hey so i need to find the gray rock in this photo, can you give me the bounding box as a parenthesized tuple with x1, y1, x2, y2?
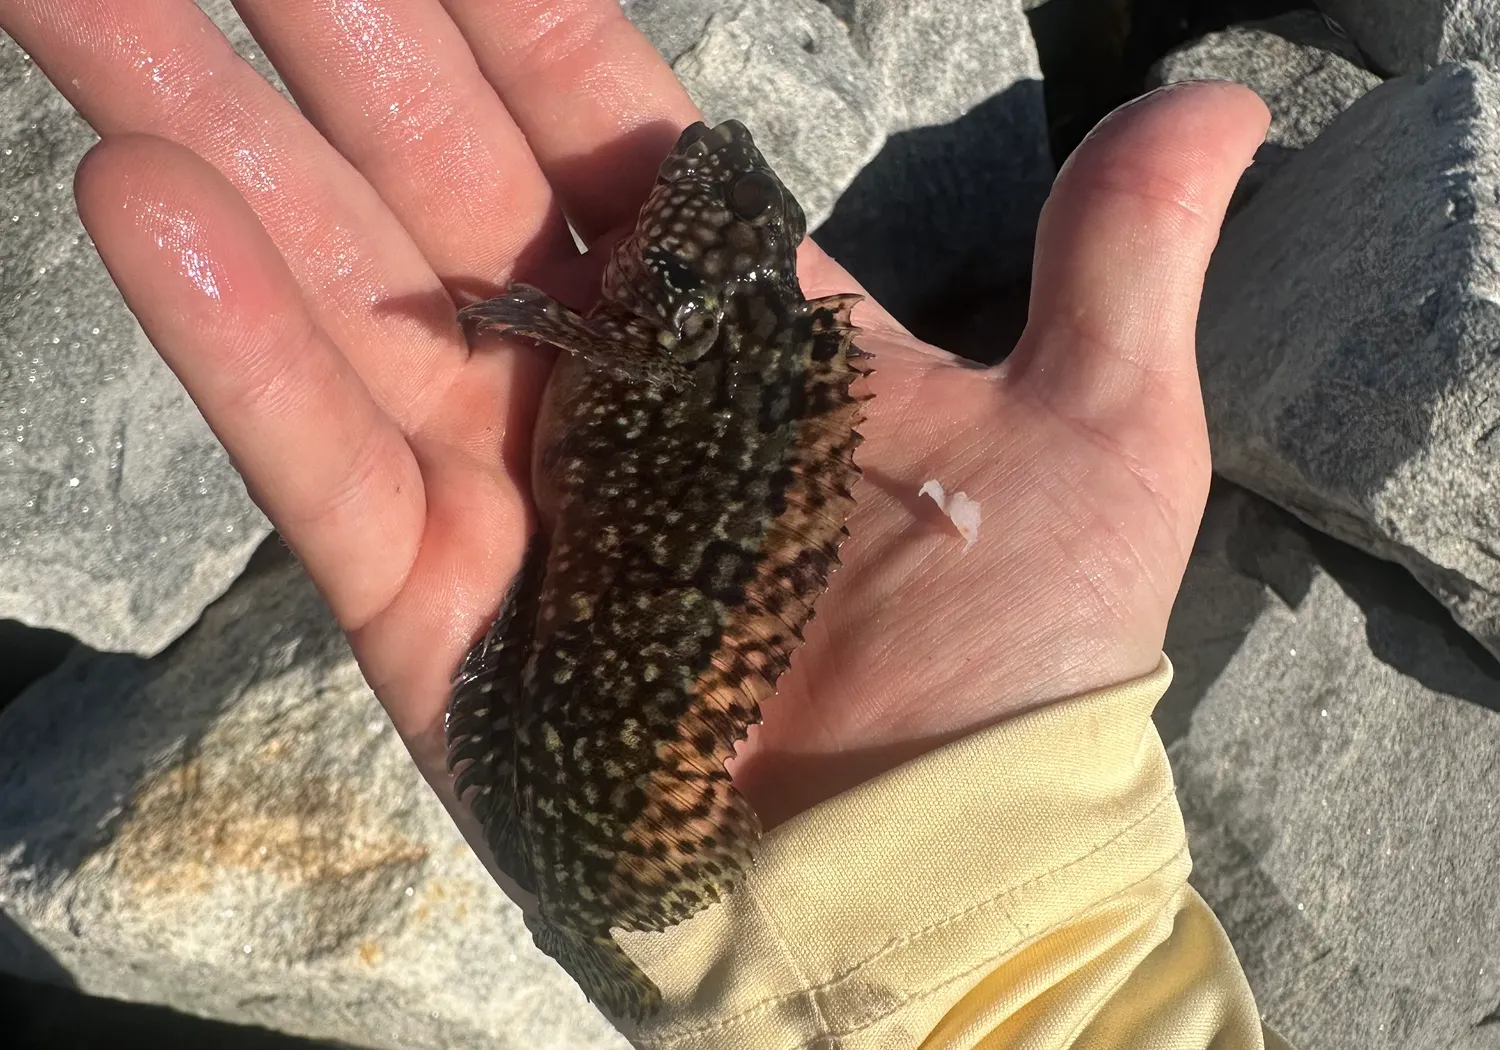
(811, 0, 1051, 325)
(1198, 62, 1500, 660)
(826, 0, 1041, 131)
(0, 551, 627, 1050)
(624, 0, 1051, 329)
(1165, 484, 1500, 1050)
(0, 17, 274, 656)
(1318, 0, 1500, 75)
(625, 0, 885, 230)
(1157, 493, 1270, 748)
(1148, 11, 1381, 206)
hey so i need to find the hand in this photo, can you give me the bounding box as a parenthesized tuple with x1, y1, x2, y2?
(1, 1, 1268, 844)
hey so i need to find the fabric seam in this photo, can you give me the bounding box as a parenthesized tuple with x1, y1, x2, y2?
(645, 785, 1183, 1046)
(749, 869, 839, 1046)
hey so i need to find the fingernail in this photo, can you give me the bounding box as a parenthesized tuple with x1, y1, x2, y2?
(1091, 80, 1220, 133)
(1062, 80, 1221, 170)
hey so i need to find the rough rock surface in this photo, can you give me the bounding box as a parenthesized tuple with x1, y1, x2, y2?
(0, 553, 627, 1050)
(624, 0, 885, 231)
(622, 0, 1051, 328)
(1198, 61, 1500, 660)
(1318, 0, 1500, 75)
(1164, 484, 1500, 1050)
(1148, 11, 1380, 206)
(0, 8, 277, 656)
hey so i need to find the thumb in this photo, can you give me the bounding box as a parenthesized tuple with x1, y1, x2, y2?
(1007, 81, 1269, 543)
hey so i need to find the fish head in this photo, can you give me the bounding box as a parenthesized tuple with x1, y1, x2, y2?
(603, 119, 806, 361)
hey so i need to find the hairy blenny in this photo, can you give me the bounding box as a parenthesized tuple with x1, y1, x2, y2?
(446, 119, 868, 1021)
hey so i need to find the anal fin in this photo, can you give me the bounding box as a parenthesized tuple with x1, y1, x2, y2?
(447, 536, 548, 894)
(527, 913, 663, 1023)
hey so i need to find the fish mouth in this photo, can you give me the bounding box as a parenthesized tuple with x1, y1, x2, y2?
(671, 119, 753, 162)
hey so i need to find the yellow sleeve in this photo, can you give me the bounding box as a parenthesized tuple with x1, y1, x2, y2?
(620, 655, 1290, 1050)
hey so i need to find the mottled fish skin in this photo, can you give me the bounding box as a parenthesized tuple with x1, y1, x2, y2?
(446, 119, 868, 1022)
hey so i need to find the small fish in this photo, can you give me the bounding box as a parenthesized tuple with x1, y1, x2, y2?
(446, 119, 868, 1021)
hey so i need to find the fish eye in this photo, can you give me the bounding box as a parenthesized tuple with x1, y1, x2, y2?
(729, 171, 780, 222)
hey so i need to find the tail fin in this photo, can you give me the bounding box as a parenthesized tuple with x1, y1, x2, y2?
(527, 914, 663, 1023)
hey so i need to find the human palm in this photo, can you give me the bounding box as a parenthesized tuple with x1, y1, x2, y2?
(2, 0, 1266, 857)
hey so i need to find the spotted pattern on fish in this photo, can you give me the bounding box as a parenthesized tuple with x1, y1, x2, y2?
(446, 119, 868, 1022)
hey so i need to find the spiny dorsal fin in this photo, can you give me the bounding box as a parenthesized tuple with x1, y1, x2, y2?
(595, 309, 867, 935)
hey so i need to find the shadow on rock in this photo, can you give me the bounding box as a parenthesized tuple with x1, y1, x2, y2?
(0, 912, 75, 988)
(813, 79, 1051, 353)
(0, 968, 358, 1049)
(0, 619, 74, 713)
(1162, 482, 1500, 747)
(1223, 485, 1500, 712)
(1164, 480, 1500, 750)
(0, 539, 328, 884)
(1304, 526, 1500, 712)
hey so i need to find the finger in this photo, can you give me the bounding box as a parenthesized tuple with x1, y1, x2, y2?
(1011, 82, 1268, 429)
(2, 0, 464, 427)
(75, 134, 426, 632)
(227, 0, 573, 286)
(438, 0, 701, 241)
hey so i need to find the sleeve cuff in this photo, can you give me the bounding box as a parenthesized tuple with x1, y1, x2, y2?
(619, 655, 1272, 1050)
